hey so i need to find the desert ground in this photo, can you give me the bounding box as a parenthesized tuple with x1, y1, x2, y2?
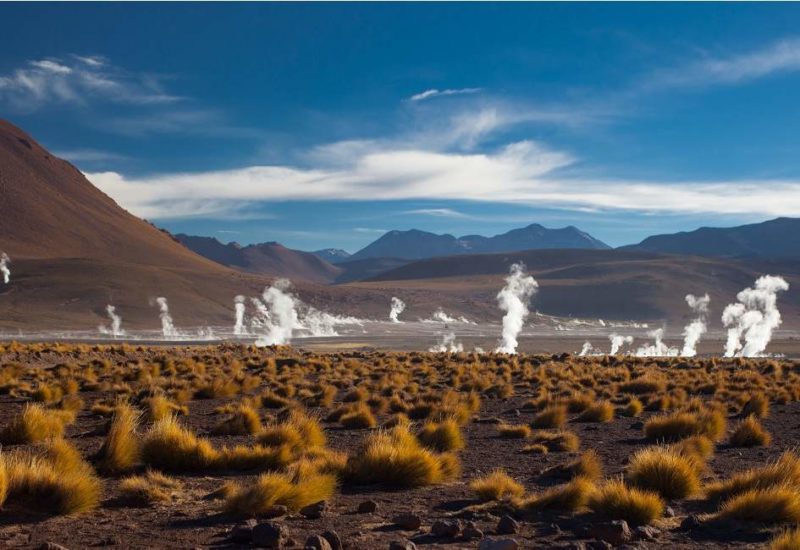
(0, 342, 799, 549)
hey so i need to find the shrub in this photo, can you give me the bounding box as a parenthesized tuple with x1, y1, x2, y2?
(521, 476, 595, 512)
(730, 416, 771, 447)
(530, 430, 580, 452)
(588, 480, 664, 525)
(620, 377, 665, 395)
(621, 398, 644, 417)
(671, 435, 714, 464)
(119, 470, 182, 505)
(224, 471, 337, 515)
(644, 410, 726, 442)
(576, 401, 614, 423)
(469, 469, 525, 501)
(531, 405, 567, 429)
(706, 451, 800, 503)
(145, 394, 186, 422)
(718, 486, 800, 524)
(96, 402, 141, 473)
(626, 447, 700, 500)
(0, 404, 68, 444)
(418, 419, 465, 452)
(521, 444, 548, 455)
(345, 426, 459, 487)
(497, 423, 531, 439)
(4, 440, 102, 515)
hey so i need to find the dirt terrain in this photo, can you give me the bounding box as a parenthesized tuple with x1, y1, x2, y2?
(0, 343, 797, 549)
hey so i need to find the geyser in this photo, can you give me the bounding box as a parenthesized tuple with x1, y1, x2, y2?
(389, 297, 406, 323)
(0, 252, 10, 284)
(233, 295, 247, 336)
(429, 331, 464, 353)
(255, 279, 299, 346)
(495, 263, 538, 354)
(635, 328, 678, 357)
(681, 293, 710, 357)
(155, 297, 178, 339)
(98, 305, 124, 337)
(609, 333, 634, 355)
(722, 275, 789, 357)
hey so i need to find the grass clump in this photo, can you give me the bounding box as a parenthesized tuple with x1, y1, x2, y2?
(770, 528, 800, 550)
(621, 398, 644, 417)
(497, 423, 531, 439)
(224, 471, 337, 516)
(96, 402, 141, 473)
(521, 477, 595, 512)
(644, 410, 726, 442)
(705, 451, 800, 503)
(0, 404, 69, 444)
(418, 419, 465, 452)
(339, 405, 377, 429)
(576, 401, 614, 423)
(588, 480, 664, 525)
(626, 446, 700, 500)
(469, 469, 525, 502)
(212, 403, 262, 435)
(530, 430, 580, 452)
(4, 440, 102, 515)
(141, 415, 218, 472)
(119, 470, 182, 505)
(741, 393, 769, 419)
(718, 486, 800, 524)
(345, 425, 460, 487)
(521, 443, 548, 455)
(548, 450, 603, 481)
(730, 416, 772, 447)
(531, 405, 567, 429)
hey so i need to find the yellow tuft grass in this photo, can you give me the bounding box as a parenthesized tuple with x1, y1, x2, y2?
(0, 403, 68, 444)
(418, 419, 465, 452)
(644, 410, 726, 442)
(96, 402, 141, 473)
(626, 446, 700, 500)
(497, 423, 532, 439)
(588, 480, 665, 525)
(469, 469, 525, 502)
(224, 471, 337, 516)
(520, 476, 595, 512)
(141, 415, 218, 472)
(549, 450, 603, 481)
(718, 486, 800, 524)
(705, 451, 800, 503)
(339, 405, 377, 429)
(119, 470, 183, 505)
(531, 405, 567, 429)
(730, 416, 772, 447)
(741, 393, 769, 419)
(530, 430, 580, 452)
(345, 425, 460, 487)
(212, 403, 262, 435)
(576, 401, 614, 423)
(770, 528, 800, 550)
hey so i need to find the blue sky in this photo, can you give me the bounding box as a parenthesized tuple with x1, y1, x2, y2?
(2, 3, 800, 252)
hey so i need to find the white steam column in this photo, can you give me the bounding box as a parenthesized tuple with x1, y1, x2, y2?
(495, 263, 538, 354)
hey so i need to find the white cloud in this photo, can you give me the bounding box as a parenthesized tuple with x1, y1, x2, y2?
(409, 87, 482, 102)
(85, 137, 800, 220)
(403, 208, 470, 218)
(0, 55, 182, 111)
(51, 148, 128, 163)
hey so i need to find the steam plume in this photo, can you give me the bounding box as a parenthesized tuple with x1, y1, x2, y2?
(98, 305, 124, 337)
(155, 297, 178, 339)
(608, 333, 634, 355)
(255, 279, 299, 346)
(0, 253, 10, 284)
(429, 331, 464, 353)
(389, 297, 406, 323)
(495, 263, 538, 354)
(233, 295, 246, 336)
(722, 275, 790, 357)
(681, 293, 710, 357)
(579, 342, 594, 356)
(635, 328, 678, 357)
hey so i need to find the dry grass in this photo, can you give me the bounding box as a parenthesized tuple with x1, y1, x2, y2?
(339, 405, 377, 429)
(644, 410, 726, 442)
(730, 416, 772, 447)
(576, 401, 614, 423)
(717, 486, 800, 524)
(141, 416, 218, 472)
(588, 480, 665, 525)
(520, 476, 595, 512)
(548, 450, 603, 481)
(418, 419, 465, 452)
(530, 430, 580, 452)
(626, 446, 700, 500)
(770, 528, 800, 550)
(119, 470, 183, 505)
(224, 471, 337, 516)
(212, 403, 262, 436)
(96, 402, 141, 473)
(497, 423, 532, 439)
(4, 440, 102, 515)
(345, 426, 460, 487)
(0, 403, 69, 444)
(741, 393, 769, 419)
(469, 469, 525, 502)
(531, 405, 567, 429)
(621, 398, 644, 417)
(705, 451, 800, 503)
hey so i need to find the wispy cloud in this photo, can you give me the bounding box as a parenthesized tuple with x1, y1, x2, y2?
(51, 148, 128, 163)
(409, 87, 482, 102)
(0, 55, 182, 111)
(86, 134, 800, 220)
(403, 208, 471, 219)
(353, 227, 389, 234)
